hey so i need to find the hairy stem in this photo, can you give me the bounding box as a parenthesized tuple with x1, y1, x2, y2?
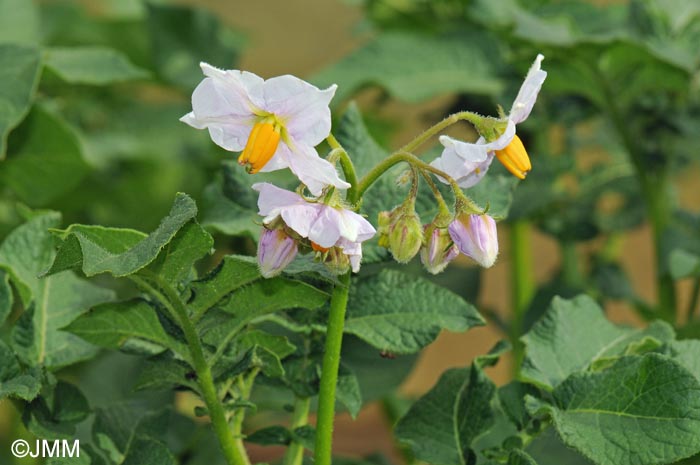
(327, 134, 359, 204)
(509, 220, 535, 373)
(314, 272, 352, 465)
(283, 397, 311, 465)
(397, 111, 482, 154)
(131, 275, 251, 465)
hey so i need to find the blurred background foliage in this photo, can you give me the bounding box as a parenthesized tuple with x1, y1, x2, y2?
(1, 0, 700, 463)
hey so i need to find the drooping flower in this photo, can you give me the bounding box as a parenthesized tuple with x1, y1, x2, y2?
(420, 224, 459, 274)
(432, 54, 547, 187)
(252, 182, 375, 275)
(181, 63, 350, 195)
(257, 228, 298, 278)
(449, 213, 499, 268)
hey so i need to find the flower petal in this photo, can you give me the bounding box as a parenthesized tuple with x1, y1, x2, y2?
(431, 136, 494, 188)
(509, 54, 547, 124)
(180, 64, 266, 151)
(262, 75, 337, 146)
(276, 143, 350, 196)
(252, 182, 305, 221)
(307, 206, 342, 248)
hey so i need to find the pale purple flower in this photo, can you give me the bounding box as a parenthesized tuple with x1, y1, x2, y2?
(432, 54, 547, 186)
(420, 226, 459, 274)
(449, 214, 499, 268)
(252, 182, 375, 273)
(181, 63, 350, 195)
(257, 228, 298, 278)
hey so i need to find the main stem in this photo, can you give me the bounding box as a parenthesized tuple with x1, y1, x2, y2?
(139, 276, 250, 465)
(509, 220, 535, 372)
(314, 272, 352, 465)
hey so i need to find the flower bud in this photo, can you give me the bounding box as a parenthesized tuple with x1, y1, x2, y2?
(257, 228, 298, 278)
(322, 246, 351, 275)
(420, 224, 459, 274)
(448, 214, 499, 268)
(377, 211, 392, 248)
(388, 209, 423, 264)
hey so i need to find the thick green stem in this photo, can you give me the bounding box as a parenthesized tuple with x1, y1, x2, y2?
(509, 221, 535, 372)
(314, 272, 352, 465)
(133, 275, 250, 465)
(283, 397, 311, 465)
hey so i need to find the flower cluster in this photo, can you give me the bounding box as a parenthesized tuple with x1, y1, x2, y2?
(182, 55, 545, 277)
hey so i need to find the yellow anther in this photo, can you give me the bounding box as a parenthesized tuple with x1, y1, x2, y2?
(494, 134, 531, 180)
(238, 121, 282, 174)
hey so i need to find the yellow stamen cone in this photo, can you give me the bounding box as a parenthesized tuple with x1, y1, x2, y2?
(495, 134, 531, 180)
(238, 122, 281, 174)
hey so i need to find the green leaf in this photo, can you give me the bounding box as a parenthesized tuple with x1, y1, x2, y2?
(314, 32, 503, 103)
(0, 0, 40, 45)
(525, 427, 593, 465)
(345, 269, 484, 354)
(134, 355, 199, 393)
(23, 381, 90, 439)
(45, 193, 198, 277)
(2, 105, 89, 205)
(336, 363, 362, 419)
(509, 450, 538, 465)
(246, 425, 292, 446)
(0, 269, 12, 325)
(336, 103, 388, 178)
(146, 3, 243, 89)
(670, 248, 700, 279)
(145, 221, 213, 284)
(200, 178, 259, 238)
(520, 295, 674, 390)
(122, 438, 176, 465)
(64, 299, 184, 356)
(0, 211, 60, 306)
(44, 46, 149, 85)
(11, 271, 116, 369)
(668, 340, 700, 382)
(465, 174, 518, 220)
(536, 354, 700, 465)
(395, 364, 496, 465)
(238, 330, 296, 359)
(189, 255, 261, 316)
(0, 339, 42, 401)
(0, 44, 42, 159)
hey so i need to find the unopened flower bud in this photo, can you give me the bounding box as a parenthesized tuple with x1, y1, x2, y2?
(377, 211, 392, 248)
(421, 224, 459, 274)
(257, 228, 298, 278)
(322, 247, 351, 275)
(448, 213, 499, 268)
(388, 209, 423, 263)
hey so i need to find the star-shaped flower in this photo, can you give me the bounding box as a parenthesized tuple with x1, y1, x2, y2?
(181, 63, 350, 195)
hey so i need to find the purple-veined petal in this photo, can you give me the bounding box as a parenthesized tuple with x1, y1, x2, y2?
(509, 54, 547, 124)
(252, 182, 305, 218)
(258, 228, 298, 278)
(448, 214, 499, 268)
(262, 75, 337, 146)
(432, 135, 495, 188)
(307, 206, 342, 248)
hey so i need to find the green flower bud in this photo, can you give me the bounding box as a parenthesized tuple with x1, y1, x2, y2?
(388, 208, 423, 264)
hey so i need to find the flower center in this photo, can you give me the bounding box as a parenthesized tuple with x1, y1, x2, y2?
(494, 134, 531, 180)
(238, 118, 282, 174)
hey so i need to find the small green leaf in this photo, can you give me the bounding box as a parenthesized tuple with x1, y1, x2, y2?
(45, 193, 198, 277)
(134, 354, 199, 393)
(122, 438, 176, 465)
(45, 46, 149, 84)
(0, 339, 42, 401)
(538, 354, 700, 465)
(0, 43, 41, 159)
(345, 270, 484, 354)
(509, 450, 538, 465)
(521, 295, 674, 390)
(395, 364, 496, 465)
(2, 105, 90, 205)
(246, 425, 292, 446)
(189, 255, 262, 316)
(336, 363, 362, 419)
(64, 299, 185, 356)
(238, 330, 296, 359)
(23, 381, 90, 439)
(145, 221, 213, 284)
(314, 32, 503, 103)
(668, 340, 700, 382)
